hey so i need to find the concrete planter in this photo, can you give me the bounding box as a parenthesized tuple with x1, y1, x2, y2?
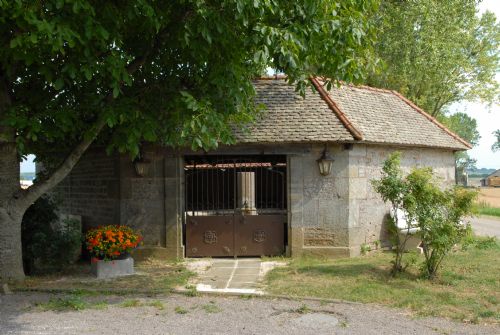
(91, 257, 134, 279)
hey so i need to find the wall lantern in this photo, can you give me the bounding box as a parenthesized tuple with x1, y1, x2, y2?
(134, 156, 151, 177)
(317, 145, 334, 176)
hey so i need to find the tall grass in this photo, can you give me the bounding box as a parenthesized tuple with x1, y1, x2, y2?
(475, 201, 500, 218)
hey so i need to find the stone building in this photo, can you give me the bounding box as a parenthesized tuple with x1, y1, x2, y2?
(53, 78, 470, 260)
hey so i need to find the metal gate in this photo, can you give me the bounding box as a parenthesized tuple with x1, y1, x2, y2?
(184, 155, 287, 257)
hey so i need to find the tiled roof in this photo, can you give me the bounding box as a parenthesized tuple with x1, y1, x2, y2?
(233, 79, 354, 143)
(233, 78, 470, 151)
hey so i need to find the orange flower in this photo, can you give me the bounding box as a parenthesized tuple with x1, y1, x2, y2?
(86, 225, 142, 260)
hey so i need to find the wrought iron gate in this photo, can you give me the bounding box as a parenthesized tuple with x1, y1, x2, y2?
(184, 155, 287, 257)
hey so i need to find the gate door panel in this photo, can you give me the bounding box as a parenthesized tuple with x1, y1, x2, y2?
(185, 216, 234, 257)
(234, 215, 285, 256)
(184, 155, 287, 257)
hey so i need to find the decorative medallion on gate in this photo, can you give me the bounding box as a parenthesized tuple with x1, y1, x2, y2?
(253, 230, 266, 243)
(203, 231, 218, 244)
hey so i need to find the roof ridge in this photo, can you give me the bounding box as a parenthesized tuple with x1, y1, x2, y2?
(390, 91, 472, 149)
(485, 169, 500, 178)
(255, 75, 288, 80)
(310, 77, 363, 141)
(345, 83, 395, 94)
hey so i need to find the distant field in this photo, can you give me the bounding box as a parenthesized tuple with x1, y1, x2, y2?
(478, 187, 500, 208)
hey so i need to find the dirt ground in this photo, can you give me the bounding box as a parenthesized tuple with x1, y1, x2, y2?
(477, 187, 500, 207)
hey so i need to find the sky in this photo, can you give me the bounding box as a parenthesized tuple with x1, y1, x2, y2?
(452, 0, 500, 169)
(20, 1, 500, 173)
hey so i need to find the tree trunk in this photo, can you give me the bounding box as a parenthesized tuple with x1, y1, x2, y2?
(0, 52, 149, 282)
(0, 74, 26, 281)
(0, 136, 26, 281)
(0, 207, 24, 282)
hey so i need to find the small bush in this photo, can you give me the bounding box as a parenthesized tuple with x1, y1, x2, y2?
(360, 243, 371, 255)
(372, 152, 477, 279)
(22, 196, 81, 275)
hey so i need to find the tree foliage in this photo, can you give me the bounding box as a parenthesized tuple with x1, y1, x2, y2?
(439, 112, 480, 170)
(1, 0, 379, 162)
(367, 0, 500, 117)
(493, 129, 500, 152)
(0, 0, 379, 281)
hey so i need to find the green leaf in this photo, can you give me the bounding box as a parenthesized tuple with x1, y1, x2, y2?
(54, 78, 64, 90)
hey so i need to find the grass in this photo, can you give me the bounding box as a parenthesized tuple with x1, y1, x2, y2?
(475, 200, 500, 217)
(35, 294, 109, 311)
(120, 299, 165, 310)
(175, 306, 188, 314)
(13, 259, 194, 294)
(201, 302, 222, 314)
(295, 304, 312, 314)
(147, 300, 165, 310)
(120, 299, 142, 308)
(265, 238, 500, 324)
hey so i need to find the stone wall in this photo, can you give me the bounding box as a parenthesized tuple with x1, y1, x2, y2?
(52, 149, 121, 230)
(52, 143, 457, 260)
(118, 148, 183, 259)
(288, 144, 351, 257)
(347, 144, 456, 255)
(288, 143, 456, 258)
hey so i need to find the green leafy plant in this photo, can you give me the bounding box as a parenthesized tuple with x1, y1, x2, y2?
(360, 243, 372, 255)
(21, 196, 81, 275)
(373, 152, 477, 279)
(371, 152, 413, 275)
(404, 169, 477, 279)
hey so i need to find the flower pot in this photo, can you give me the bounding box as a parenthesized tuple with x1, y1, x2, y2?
(91, 256, 134, 279)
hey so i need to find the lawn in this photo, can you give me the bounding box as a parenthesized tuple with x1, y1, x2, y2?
(476, 205, 500, 218)
(13, 258, 193, 295)
(476, 188, 500, 217)
(265, 238, 500, 324)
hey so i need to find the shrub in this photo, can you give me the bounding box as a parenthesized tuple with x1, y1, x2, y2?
(22, 196, 82, 274)
(373, 152, 477, 279)
(404, 169, 477, 278)
(371, 152, 414, 274)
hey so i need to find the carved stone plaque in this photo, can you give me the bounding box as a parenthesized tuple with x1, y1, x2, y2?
(203, 231, 217, 244)
(303, 227, 335, 246)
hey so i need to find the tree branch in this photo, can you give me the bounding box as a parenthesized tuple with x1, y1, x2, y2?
(14, 48, 155, 210)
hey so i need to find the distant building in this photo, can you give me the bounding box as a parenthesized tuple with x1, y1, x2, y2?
(481, 169, 500, 187)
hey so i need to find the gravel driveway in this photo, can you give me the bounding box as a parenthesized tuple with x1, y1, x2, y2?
(1, 292, 498, 335)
